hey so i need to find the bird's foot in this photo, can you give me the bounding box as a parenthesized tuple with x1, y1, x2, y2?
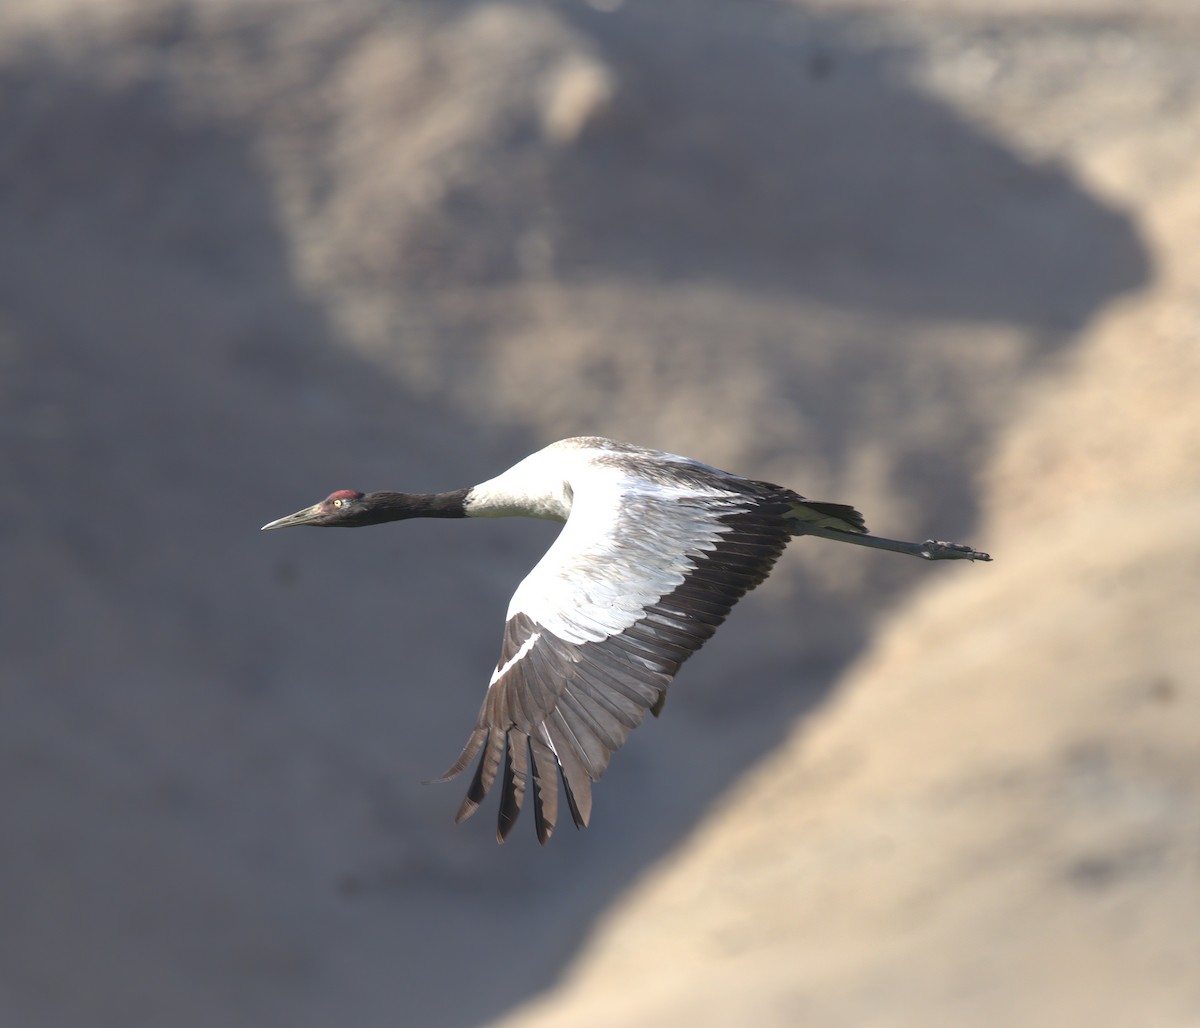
(919, 539, 992, 562)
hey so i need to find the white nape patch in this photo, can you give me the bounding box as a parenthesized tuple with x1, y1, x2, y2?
(489, 628, 542, 687)
(465, 446, 574, 521)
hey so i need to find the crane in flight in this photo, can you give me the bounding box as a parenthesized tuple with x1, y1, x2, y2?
(262, 436, 990, 844)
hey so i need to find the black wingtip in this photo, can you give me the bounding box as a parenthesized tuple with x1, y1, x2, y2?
(425, 728, 487, 785)
(561, 775, 589, 831)
(530, 735, 558, 845)
(496, 738, 530, 843)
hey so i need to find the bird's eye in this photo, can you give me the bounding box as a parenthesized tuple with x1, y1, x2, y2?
(333, 498, 345, 508)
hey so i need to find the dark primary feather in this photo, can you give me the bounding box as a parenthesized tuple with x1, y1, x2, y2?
(438, 489, 816, 844)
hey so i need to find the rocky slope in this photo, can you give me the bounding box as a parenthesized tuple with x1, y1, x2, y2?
(0, 2, 1193, 1026)
(503, 5, 1200, 1025)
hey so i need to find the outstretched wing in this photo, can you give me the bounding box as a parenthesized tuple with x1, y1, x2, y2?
(437, 469, 815, 844)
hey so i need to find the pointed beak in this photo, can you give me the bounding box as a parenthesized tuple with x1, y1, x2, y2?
(261, 503, 324, 531)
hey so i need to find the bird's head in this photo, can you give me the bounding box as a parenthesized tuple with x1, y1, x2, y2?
(261, 489, 369, 530)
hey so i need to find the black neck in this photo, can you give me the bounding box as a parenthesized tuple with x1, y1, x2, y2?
(360, 488, 470, 524)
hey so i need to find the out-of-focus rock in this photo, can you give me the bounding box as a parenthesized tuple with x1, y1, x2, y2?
(0, 1, 1192, 1026)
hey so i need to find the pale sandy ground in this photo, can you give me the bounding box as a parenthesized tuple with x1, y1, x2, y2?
(0, 2, 1195, 1026)
(504, 5, 1200, 1026)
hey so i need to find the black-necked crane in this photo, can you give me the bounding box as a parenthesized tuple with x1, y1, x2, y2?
(262, 436, 990, 844)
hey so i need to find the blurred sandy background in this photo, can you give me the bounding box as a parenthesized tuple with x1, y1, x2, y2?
(1, 1, 1196, 1025)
